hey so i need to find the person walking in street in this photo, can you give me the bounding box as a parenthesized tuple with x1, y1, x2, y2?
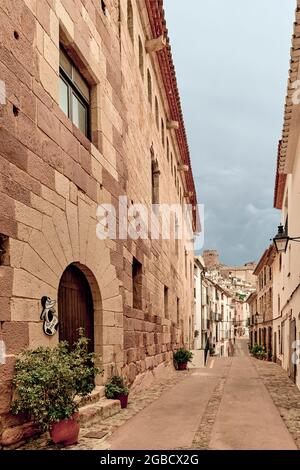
(227, 338, 234, 357)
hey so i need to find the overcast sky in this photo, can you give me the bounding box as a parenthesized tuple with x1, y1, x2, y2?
(164, 0, 295, 266)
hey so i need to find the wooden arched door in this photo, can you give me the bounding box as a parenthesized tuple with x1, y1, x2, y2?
(58, 265, 94, 352)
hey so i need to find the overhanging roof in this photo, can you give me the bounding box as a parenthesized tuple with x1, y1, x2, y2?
(276, 3, 300, 177)
(145, 0, 199, 231)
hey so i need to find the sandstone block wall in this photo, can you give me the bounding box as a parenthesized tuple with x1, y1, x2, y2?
(0, 0, 195, 446)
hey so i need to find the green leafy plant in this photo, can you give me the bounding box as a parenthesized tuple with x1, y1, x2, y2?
(250, 344, 267, 360)
(173, 348, 193, 365)
(11, 337, 103, 432)
(257, 350, 267, 360)
(105, 375, 129, 399)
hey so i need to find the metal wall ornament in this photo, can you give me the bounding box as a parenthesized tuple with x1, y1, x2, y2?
(41, 297, 59, 336)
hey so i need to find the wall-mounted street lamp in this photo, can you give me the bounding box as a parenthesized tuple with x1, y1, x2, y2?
(272, 224, 300, 254)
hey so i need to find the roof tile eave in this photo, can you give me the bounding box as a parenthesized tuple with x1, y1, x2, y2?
(145, 0, 199, 228)
(276, 11, 300, 182)
(274, 140, 287, 210)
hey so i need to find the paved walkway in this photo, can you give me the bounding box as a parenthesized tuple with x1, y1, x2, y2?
(108, 339, 297, 450)
(209, 340, 296, 450)
(108, 366, 221, 450)
(19, 338, 300, 451)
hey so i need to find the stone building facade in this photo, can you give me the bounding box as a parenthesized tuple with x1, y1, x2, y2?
(197, 272, 235, 358)
(251, 245, 276, 360)
(202, 250, 220, 269)
(272, 2, 300, 388)
(202, 250, 257, 290)
(232, 298, 249, 338)
(220, 262, 256, 289)
(248, 291, 258, 348)
(0, 0, 197, 444)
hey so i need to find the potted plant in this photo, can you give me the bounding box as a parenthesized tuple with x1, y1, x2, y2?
(11, 336, 102, 446)
(250, 344, 267, 361)
(250, 344, 259, 357)
(105, 375, 129, 409)
(173, 348, 193, 370)
(256, 348, 267, 361)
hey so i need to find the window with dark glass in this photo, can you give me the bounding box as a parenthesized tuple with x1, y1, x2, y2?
(155, 97, 159, 130)
(139, 36, 144, 79)
(166, 137, 169, 162)
(161, 118, 165, 147)
(127, 0, 134, 43)
(59, 47, 90, 137)
(133, 257, 143, 310)
(147, 69, 152, 106)
(151, 160, 160, 205)
(164, 286, 169, 319)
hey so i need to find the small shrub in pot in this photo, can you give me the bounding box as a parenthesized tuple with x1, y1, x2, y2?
(250, 344, 267, 360)
(11, 336, 102, 445)
(173, 348, 193, 370)
(105, 375, 129, 409)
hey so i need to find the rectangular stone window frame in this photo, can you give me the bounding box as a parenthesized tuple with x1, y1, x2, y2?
(0, 234, 9, 266)
(177, 297, 180, 325)
(132, 257, 143, 310)
(127, 0, 134, 44)
(101, 0, 107, 15)
(59, 46, 91, 138)
(166, 137, 170, 162)
(58, 26, 102, 152)
(164, 286, 169, 319)
(161, 118, 165, 147)
(151, 151, 160, 206)
(138, 36, 144, 80)
(155, 96, 159, 130)
(147, 69, 152, 107)
(175, 214, 179, 256)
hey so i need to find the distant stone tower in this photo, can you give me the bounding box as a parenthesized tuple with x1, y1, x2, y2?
(203, 250, 220, 269)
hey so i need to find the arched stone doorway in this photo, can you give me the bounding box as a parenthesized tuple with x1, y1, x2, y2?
(58, 264, 96, 352)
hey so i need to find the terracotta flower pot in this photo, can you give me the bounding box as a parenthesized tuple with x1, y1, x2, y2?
(117, 393, 129, 409)
(177, 362, 187, 371)
(50, 413, 80, 446)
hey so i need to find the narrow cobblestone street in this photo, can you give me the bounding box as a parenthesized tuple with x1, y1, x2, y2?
(107, 339, 297, 450)
(1, 0, 300, 460)
(19, 339, 300, 451)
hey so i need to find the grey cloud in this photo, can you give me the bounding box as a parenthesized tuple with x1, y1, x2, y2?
(164, 0, 295, 265)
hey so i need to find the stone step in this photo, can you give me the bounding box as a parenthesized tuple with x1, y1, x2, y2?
(79, 398, 121, 428)
(76, 386, 106, 407)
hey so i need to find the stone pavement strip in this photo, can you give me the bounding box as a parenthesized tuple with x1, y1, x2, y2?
(208, 342, 296, 450)
(107, 366, 221, 450)
(253, 358, 300, 450)
(18, 370, 190, 451)
(190, 377, 227, 450)
(18, 340, 300, 451)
